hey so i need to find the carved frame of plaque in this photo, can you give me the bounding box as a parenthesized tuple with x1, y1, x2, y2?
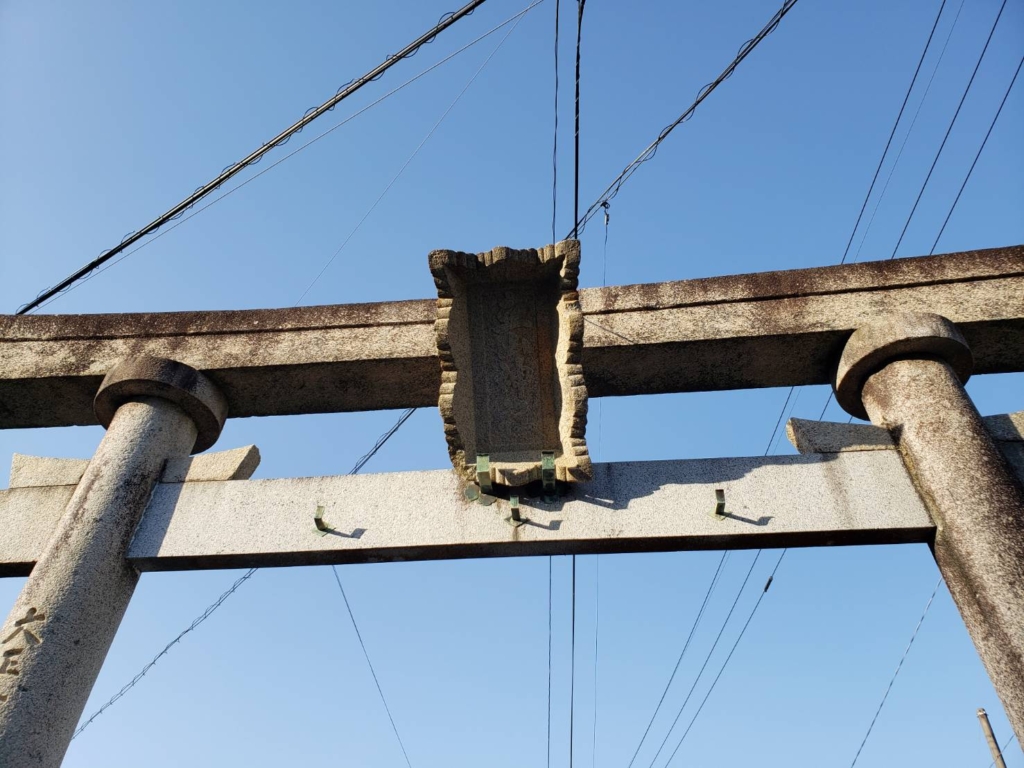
(430, 240, 591, 488)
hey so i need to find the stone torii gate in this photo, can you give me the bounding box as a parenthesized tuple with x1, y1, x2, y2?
(0, 242, 1022, 765)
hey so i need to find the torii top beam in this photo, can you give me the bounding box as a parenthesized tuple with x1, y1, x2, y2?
(1, 244, 1021, 429)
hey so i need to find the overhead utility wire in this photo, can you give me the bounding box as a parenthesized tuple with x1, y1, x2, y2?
(71, 409, 415, 739)
(759, 0, 954, 434)
(837, 0, 950, 266)
(28, 0, 545, 314)
(17, 0, 492, 315)
(552, 0, 561, 243)
(663, 554, 787, 766)
(568, 0, 800, 238)
(571, 0, 587, 237)
(931, 52, 1023, 254)
(887, 0, 1008, 262)
(591, 556, 600, 767)
(848, 578, 943, 768)
(570, 555, 578, 768)
(847, 0, 965, 267)
(331, 567, 414, 768)
(624, 553, 729, 768)
(294, 7, 532, 304)
(646, 552, 762, 768)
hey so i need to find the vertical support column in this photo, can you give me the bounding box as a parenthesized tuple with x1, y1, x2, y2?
(0, 357, 226, 766)
(834, 313, 1024, 743)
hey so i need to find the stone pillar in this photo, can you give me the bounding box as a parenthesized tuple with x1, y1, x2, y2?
(0, 357, 226, 766)
(834, 313, 1024, 742)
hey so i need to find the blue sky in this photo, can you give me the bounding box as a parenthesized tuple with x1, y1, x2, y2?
(1, 0, 1022, 765)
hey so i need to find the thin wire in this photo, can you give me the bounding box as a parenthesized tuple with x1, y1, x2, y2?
(548, 556, 554, 768)
(26, 0, 545, 314)
(645, 552, 762, 768)
(849, 577, 943, 767)
(294, 8, 531, 305)
(988, 733, 1017, 768)
(624, 553, 729, 768)
(552, 0, 561, 243)
(570, 0, 800, 238)
(591, 555, 600, 768)
(596, 203, 610, 457)
(570, 554, 578, 768)
(70, 408, 416, 739)
(888, 0, 1008, 262)
(837, 0, 950, 265)
(330, 566, 414, 768)
(571, 0, 587, 238)
(70, 568, 258, 740)
(663, 552, 787, 766)
(931, 53, 1023, 255)
(849, 0, 965, 266)
(16, 0, 492, 315)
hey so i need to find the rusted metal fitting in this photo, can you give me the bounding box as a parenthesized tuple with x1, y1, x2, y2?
(94, 356, 228, 453)
(833, 312, 973, 420)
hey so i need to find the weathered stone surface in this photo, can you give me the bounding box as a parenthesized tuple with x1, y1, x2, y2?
(95, 356, 229, 453)
(1, 245, 1021, 428)
(834, 313, 1024, 742)
(787, 412, 1024, 454)
(9, 454, 89, 488)
(161, 445, 261, 483)
(0, 451, 934, 574)
(430, 241, 590, 485)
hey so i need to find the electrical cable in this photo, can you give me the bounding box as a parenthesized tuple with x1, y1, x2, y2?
(644, 551, 762, 768)
(848, 577, 943, 767)
(25, 0, 545, 314)
(571, 0, 587, 238)
(293, 6, 531, 305)
(552, 0, 561, 243)
(548, 556, 554, 768)
(887, 0, 1008, 262)
(663, 552, 787, 766)
(837, 0, 951, 265)
(987, 733, 1017, 768)
(16, 0, 493, 315)
(70, 407, 416, 739)
(330, 566, 414, 768)
(570, 0, 800, 238)
(591, 555, 600, 768)
(931, 52, 1023, 255)
(570, 554, 578, 768)
(624, 552, 729, 768)
(848, 0, 965, 267)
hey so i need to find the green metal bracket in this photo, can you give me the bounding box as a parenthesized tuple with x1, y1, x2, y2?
(541, 451, 556, 502)
(475, 454, 493, 495)
(713, 488, 727, 520)
(509, 494, 522, 524)
(314, 504, 331, 534)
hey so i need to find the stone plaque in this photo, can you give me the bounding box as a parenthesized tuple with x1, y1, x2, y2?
(430, 241, 591, 487)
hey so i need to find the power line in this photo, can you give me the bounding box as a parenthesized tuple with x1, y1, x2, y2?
(27, 0, 545, 314)
(16, 0, 493, 315)
(571, 0, 587, 238)
(548, 556, 554, 768)
(570, 554, 578, 768)
(646, 552, 763, 768)
(624, 552, 729, 768)
(837, 0, 951, 266)
(552, 0, 561, 243)
(847, 0, 965, 267)
(663, 552, 786, 766)
(988, 734, 1017, 768)
(570, 0, 800, 238)
(293, 5, 531, 305)
(888, 0, 1009, 261)
(591, 555, 600, 768)
(931, 52, 1023, 255)
(848, 578, 943, 767)
(330, 566, 414, 768)
(70, 407, 416, 739)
